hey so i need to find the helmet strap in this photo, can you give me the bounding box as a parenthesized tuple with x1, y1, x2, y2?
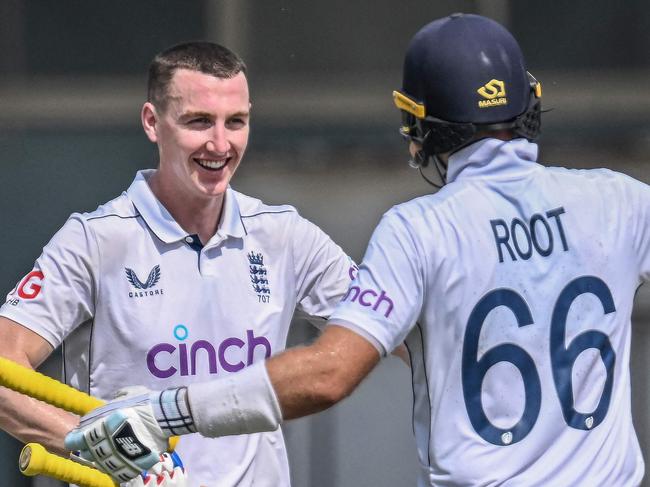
(409, 150, 447, 189)
(408, 149, 429, 169)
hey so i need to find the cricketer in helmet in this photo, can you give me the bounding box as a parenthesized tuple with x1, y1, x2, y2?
(393, 13, 542, 186)
(67, 13, 650, 487)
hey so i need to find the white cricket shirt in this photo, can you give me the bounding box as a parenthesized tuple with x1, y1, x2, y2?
(331, 138, 650, 486)
(1, 169, 353, 486)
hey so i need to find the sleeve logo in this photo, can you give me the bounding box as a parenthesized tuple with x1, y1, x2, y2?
(348, 263, 359, 281)
(17, 270, 45, 299)
(343, 285, 394, 318)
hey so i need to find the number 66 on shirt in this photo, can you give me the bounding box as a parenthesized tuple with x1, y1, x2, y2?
(462, 275, 615, 446)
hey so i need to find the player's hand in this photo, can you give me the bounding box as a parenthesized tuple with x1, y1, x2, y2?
(64, 389, 169, 483)
(121, 452, 186, 487)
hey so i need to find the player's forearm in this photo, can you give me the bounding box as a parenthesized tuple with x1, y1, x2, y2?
(265, 350, 351, 419)
(162, 325, 380, 440)
(266, 324, 381, 419)
(178, 324, 380, 435)
(0, 319, 79, 454)
(0, 385, 78, 455)
(266, 345, 347, 419)
(61, 325, 381, 478)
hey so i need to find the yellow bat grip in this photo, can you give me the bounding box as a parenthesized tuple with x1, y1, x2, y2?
(20, 443, 117, 487)
(0, 356, 178, 448)
(0, 356, 104, 415)
(0, 356, 180, 485)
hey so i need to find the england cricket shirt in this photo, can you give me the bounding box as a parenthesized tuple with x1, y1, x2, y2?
(1, 169, 353, 486)
(331, 138, 650, 486)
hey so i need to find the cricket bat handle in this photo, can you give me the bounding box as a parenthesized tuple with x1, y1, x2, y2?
(20, 443, 116, 487)
(0, 356, 179, 485)
(0, 356, 104, 415)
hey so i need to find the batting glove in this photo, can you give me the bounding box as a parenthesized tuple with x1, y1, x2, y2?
(65, 387, 195, 483)
(121, 452, 186, 487)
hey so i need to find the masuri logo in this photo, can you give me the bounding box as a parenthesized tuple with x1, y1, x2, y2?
(477, 79, 508, 108)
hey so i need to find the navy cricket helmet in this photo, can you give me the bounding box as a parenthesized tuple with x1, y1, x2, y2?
(394, 13, 542, 160)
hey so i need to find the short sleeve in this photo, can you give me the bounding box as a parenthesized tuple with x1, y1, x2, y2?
(291, 215, 355, 325)
(329, 210, 424, 355)
(0, 214, 97, 346)
(626, 176, 650, 282)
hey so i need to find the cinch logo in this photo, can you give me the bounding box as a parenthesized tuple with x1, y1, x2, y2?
(146, 325, 272, 379)
(17, 270, 45, 300)
(349, 263, 359, 281)
(343, 286, 394, 318)
(126, 265, 164, 298)
(477, 79, 508, 108)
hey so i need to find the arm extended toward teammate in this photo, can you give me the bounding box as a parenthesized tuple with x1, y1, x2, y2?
(64, 325, 380, 481)
(267, 325, 380, 419)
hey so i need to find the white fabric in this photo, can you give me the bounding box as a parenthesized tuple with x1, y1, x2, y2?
(1, 169, 353, 487)
(188, 361, 282, 437)
(330, 138, 650, 486)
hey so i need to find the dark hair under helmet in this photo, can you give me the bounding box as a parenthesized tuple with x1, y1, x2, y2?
(393, 13, 541, 158)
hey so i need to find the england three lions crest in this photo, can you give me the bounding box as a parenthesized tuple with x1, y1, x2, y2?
(248, 251, 270, 303)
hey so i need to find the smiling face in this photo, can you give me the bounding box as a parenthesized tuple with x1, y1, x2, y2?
(142, 68, 250, 206)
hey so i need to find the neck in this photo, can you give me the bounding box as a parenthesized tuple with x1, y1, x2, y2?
(148, 171, 223, 244)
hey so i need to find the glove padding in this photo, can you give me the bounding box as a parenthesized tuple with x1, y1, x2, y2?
(121, 452, 186, 487)
(65, 389, 170, 483)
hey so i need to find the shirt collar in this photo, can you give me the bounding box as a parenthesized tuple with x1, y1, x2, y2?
(446, 138, 539, 184)
(217, 185, 247, 240)
(126, 169, 246, 245)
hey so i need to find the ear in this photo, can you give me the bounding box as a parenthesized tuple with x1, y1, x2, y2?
(141, 102, 159, 143)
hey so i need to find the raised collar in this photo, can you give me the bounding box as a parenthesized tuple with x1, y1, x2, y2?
(446, 138, 540, 184)
(126, 169, 246, 245)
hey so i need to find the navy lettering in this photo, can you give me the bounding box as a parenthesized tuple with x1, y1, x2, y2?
(530, 213, 553, 256)
(490, 219, 516, 263)
(511, 218, 533, 260)
(491, 207, 570, 263)
(546, 207, 569, 251)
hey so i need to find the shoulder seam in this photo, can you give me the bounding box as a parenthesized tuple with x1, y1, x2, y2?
(86, 213, 142, 222)
(240, 209, 296, 219)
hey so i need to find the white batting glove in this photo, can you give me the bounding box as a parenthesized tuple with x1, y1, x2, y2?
(121, 452, 186, 487)
(64, 387, 196, 483)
